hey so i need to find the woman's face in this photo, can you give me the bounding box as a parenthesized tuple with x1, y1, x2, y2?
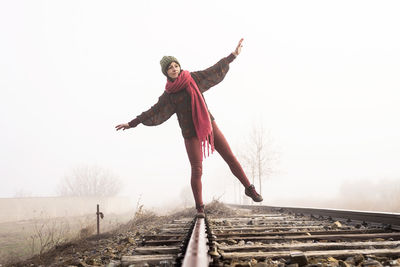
(167, 62, 181, 80)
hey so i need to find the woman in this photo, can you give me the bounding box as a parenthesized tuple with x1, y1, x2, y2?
(115, 39, 263, 218)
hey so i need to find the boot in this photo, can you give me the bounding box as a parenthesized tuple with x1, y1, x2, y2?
(196, 204, 205, 218)
(245, 184, 263, 202)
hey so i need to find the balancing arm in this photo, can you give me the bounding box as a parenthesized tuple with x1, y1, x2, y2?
(115, 92, 175, 131)
(191, 38, 243, 93)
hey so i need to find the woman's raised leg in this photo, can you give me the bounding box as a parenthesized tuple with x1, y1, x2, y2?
(212, 120, 263, 201)
(212, 120, 251, 187)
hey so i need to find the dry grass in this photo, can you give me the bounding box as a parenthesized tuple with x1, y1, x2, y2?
(204, 200, 239, 217)
(0, 212, 132, 266)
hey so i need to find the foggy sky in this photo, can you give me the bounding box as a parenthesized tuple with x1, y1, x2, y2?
(1, 0, 400, 209)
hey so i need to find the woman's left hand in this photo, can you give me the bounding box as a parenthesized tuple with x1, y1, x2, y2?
(115, 123, 131, 131)
(233, 38, 244, 57)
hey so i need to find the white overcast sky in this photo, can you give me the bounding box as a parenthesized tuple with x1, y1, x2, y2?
(1, 0, 399, 209)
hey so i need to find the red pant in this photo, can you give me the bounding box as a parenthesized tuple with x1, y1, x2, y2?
(184, 120, 251, 208)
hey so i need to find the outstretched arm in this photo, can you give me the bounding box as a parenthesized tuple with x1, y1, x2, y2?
(191, 38, 244, 93)
(115, 92, 175, 131)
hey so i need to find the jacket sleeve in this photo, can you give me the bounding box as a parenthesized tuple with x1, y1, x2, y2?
(129, 92, 175, 127)
(190, 53, 236, 93)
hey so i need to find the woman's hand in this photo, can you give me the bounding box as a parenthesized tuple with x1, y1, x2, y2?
(233, 38, 244, 57)
(115, 123, 131, 131)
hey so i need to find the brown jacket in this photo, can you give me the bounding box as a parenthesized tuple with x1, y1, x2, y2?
(129, 53, 236, 138)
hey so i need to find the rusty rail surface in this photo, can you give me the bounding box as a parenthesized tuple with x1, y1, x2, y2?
(181, 218, 210, 267)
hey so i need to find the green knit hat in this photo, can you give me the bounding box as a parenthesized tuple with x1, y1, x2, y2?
(160, 56, 181, 77)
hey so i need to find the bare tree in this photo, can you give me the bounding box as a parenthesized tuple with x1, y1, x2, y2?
(238, 121, 278, 199)
(57, 165, 122, 197)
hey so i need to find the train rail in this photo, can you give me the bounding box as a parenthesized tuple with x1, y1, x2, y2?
(120, 204, 400, 267)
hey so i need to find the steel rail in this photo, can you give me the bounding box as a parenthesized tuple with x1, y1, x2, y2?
(227, 204, 400, 229)
(181, 218, 209, 267)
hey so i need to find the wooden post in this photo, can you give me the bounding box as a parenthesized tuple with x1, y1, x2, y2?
(97, 204, 100, 235)
(96, 204, 104, 235)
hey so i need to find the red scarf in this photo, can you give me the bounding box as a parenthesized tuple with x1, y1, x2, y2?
(165, 70, 214, 158)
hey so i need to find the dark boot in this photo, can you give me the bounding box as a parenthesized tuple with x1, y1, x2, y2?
(196, 204, 205, 218)
(245, 184, 263, 202)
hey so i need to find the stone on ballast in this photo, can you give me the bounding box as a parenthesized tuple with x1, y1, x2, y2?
(361, 259, 383, 267)
(327, 257, 338, 263)
(227, 238, 237, 245)
(223, 220, 231, 226)
(290, 251, 308, 266)
(389, 259, 400, 266)
(106, 260, 121, 267)
(254, 263, 270, 267)
(249, 258, 257, 265)
(354, 254, 365, 265)
(332, 221, 342, 228)
(338, 260, 351, 267)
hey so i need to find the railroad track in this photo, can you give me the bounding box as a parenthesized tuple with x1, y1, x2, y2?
(119, 204, 400, 267)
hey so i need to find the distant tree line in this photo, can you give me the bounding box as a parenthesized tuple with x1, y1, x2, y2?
(57, 165, 122, 197)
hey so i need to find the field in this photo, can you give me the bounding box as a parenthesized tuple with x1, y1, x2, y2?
(0, 212, 133, 265)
